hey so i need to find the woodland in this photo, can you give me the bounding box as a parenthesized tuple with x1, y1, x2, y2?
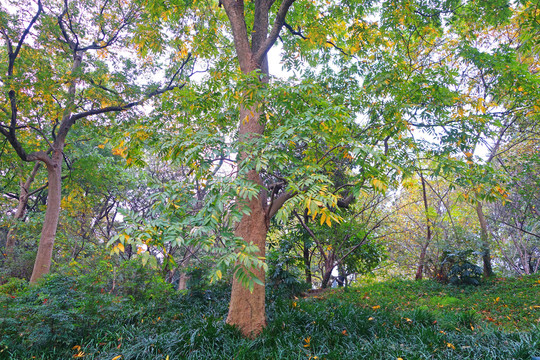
(0, 0, 539, 359)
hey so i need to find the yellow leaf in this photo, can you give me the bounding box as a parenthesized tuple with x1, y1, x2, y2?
(117, 243, 125, 252)
(372, 305, 380, 310)
(111, 356, 123, 360)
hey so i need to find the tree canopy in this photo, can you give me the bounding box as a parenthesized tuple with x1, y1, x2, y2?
(1, 0, 539, 338)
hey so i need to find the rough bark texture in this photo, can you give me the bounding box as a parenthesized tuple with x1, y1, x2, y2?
(476, 202, 494, 277)
(226, 101, 269, 337)
(226, 168, 268, 337)
(220, 0, 295, 337)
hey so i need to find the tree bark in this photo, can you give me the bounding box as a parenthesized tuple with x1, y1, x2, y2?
(320, 254, 335, 289)
(29, 51, 83, 283)
(415, 244, 428, 280)
(29, 151, 63, 283)
(5, 162, 41, 255)
(226, 105, 269, 337)
(220, 0, 295, 337)
(177, 273, 190, 291)
(475, 202, 494, 277)
(416, 174, 432, 281)
(303, 239, 312, 286)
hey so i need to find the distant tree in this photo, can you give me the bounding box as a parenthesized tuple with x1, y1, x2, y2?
(0, 0, 192, 282)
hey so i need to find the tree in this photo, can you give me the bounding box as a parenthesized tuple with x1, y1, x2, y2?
(0, 0, 192, 282)
(154, 0, 526, 337)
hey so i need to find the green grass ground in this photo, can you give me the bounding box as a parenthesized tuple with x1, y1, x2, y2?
(1, 274, 539, 359)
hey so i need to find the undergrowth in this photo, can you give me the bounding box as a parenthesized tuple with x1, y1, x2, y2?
(0, 273, 539, 359)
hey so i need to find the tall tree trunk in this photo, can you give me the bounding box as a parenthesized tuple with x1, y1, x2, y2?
(29, 151, 63, 283)
(223, 2, 269, 338)
(226, 109, 269, 337)
(29, 51, 83, 283)
(5, 162, 41, 255)
(475, 202, 494, 277)
(416, 174, 432, 281)
(221, 0, 295, 337)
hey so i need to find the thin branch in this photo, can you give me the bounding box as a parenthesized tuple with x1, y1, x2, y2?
(283, 21, 350, 57)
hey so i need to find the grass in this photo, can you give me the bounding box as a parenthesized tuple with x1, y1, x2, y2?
(0, 273, 539, 359)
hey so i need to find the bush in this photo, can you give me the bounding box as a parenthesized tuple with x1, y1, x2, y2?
(0, 277, 28, 295)
(266, 248, 310, 300)
(437, 250, 483, 285)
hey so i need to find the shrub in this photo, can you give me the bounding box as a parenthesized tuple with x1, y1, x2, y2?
(437, 250, 483, 285)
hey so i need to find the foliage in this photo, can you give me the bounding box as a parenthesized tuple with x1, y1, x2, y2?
(266, 241, 311, 299)
(438, 250, 484, 286)
(1, 274, 539, 359)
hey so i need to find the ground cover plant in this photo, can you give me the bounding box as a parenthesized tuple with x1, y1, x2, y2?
(1, 272, 538, 360)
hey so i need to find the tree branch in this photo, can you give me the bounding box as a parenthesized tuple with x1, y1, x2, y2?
(267, 190, 295, 219)
(254, 0, 296, 65)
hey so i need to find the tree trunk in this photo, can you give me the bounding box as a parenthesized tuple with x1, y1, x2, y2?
(29, 51, 83, 283)
(5, 162, 41, 255)
(415, 244, 428, 280)
(303, 240, 312, 286)
(320, 254, 335, 289)
(475, 202, 494, 277)
(221, 0, 295, 337)
(29, 152, 63, 283)
(416, 174, 432, 281)
(226, 204, 267, 337)
(226, 157, 269, 337)
(177, 273, 190, 291)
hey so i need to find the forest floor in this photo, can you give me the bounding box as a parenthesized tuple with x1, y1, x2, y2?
(1, 272, 539, 359)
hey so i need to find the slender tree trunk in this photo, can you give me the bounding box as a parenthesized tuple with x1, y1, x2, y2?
(29, 152, 63, 283)
(303, 240, 312, 286)
(416, 174, 432, 281)
(320, 254, 335, 289)
(475, 202, 494, 277)
(29, 51, 83, 283)
(415, 244, 428, 280)
(5, 162, 41, 255)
